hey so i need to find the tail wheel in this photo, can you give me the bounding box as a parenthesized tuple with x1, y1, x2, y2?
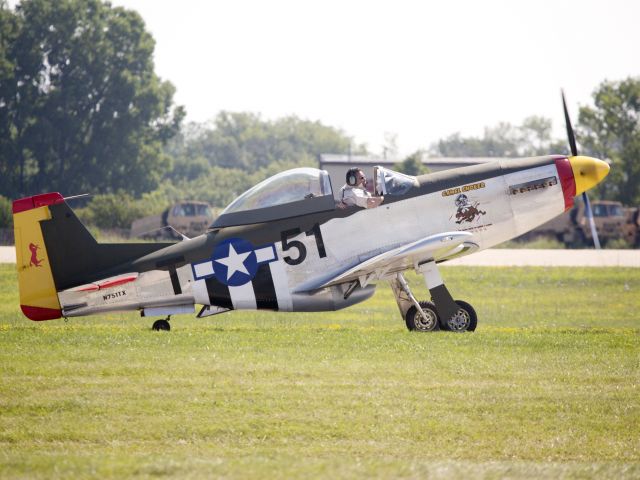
(405, 301, 440, 332)
(442, 300, 477, 332)
(152, 319, 171, 331)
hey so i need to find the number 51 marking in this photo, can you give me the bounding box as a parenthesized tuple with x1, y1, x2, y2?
(281, 223, 327, 265)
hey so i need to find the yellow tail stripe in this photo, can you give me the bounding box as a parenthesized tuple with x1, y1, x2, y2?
(14, 205, 62, 316)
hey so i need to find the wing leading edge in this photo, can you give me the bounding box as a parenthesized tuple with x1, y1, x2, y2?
(296, 231, 475, 292)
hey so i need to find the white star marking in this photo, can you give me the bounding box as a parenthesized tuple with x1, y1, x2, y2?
(215, 243, 251, 281)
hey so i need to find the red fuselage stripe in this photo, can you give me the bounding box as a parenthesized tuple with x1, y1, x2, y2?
(97, 276, 137, 289)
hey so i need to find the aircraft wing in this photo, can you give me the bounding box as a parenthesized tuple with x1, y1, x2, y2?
(296, 231, 475, 292)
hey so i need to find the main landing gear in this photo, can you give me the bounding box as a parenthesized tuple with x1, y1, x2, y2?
(151, 316, 171, 331)
(389, 263, 477, 332)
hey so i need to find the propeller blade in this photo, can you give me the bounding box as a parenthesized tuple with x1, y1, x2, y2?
(582, 192, 601, 249)
(564, 90, 601, 248)
(562, 90, 578, 156)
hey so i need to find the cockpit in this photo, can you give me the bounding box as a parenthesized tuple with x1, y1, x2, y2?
(211, 166, 418, 228)
(212, 168, 335, 228)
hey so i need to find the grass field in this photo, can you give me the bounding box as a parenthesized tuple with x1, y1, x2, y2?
(0, 264, 638, 479)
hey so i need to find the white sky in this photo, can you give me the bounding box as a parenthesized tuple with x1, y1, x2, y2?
(111, 0, 639, 156)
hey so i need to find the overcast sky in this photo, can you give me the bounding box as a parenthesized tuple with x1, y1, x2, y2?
(111, 0, 639, 156)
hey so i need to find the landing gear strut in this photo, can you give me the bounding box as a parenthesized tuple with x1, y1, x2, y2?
(389, 267, 477, 332)
(152, 316, 171, 331)
(390, 273, 439, 331)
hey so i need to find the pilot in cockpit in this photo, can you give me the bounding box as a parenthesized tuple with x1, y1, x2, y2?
(339, 167, 384, 209)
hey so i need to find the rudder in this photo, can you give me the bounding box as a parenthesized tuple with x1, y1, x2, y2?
(13, 193, 64, 320)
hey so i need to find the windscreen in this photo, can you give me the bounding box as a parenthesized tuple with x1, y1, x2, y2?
(376, 167, 418, 195)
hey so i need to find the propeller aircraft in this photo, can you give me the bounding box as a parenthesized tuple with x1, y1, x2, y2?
(12, 96, 610, 332)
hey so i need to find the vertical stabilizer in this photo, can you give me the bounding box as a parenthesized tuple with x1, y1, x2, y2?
(13, 193, 64, 320)
(13, 192, 176, 322)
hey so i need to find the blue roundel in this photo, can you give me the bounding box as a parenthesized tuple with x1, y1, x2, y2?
(212, 238, 258, 286)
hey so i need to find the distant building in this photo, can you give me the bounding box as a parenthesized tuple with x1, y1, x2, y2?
(319, 154, 504, 195)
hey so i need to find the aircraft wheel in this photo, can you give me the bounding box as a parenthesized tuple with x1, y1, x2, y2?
(152, 319, 171, 331)
(442, 300, 477, 332)
(405, 301, 440, 332)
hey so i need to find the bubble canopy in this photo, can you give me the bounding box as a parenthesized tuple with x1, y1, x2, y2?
(212, 168, 335, 228)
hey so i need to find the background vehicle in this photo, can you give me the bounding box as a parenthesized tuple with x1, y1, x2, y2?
(624, 206, 640, 247)
(130, 201, 214, 240)
(525, 199, 633, 247)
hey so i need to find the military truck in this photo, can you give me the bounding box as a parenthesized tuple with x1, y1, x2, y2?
(131, 201, 214, 240)
(624, 206, 640, 247)
(527, 199, 628, 247)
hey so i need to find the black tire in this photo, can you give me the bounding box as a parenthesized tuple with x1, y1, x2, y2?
(405, 301, 440, 332)
(441, 300, 477, 332)
(152, 319, 171, 331)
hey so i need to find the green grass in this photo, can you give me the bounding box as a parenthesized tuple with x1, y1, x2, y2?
(0, 264, 638, 478)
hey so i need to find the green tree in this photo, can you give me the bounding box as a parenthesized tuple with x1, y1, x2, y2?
(78, 191, 147, 229)
(578, 77, 640, 204)
(431, 132, 486, 157)
(0, 0, 31, 196)
(0, 0, 183, 198)
(0, 195, 12, 228)
(431, 123, 519, 157)
(394, 150, 429, 176)
(430, 117, 566, 158)
(173, 112, 361, 174)
(518, 116, 567, 156)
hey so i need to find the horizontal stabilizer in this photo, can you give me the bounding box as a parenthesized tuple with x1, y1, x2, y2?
(38, 197, 174, 290)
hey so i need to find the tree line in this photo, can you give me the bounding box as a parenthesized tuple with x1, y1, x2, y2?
(1, 0, 639, 232)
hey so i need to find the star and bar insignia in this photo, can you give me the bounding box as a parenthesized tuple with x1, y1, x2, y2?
(191, 238, 278, 287)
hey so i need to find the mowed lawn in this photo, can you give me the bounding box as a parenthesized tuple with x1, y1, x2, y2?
(0, 264, 638, 479)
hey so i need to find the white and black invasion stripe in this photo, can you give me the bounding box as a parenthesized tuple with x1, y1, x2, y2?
(204, 261, 292, 312)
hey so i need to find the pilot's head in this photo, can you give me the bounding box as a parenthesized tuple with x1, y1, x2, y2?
(346, 168, 366, 187)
